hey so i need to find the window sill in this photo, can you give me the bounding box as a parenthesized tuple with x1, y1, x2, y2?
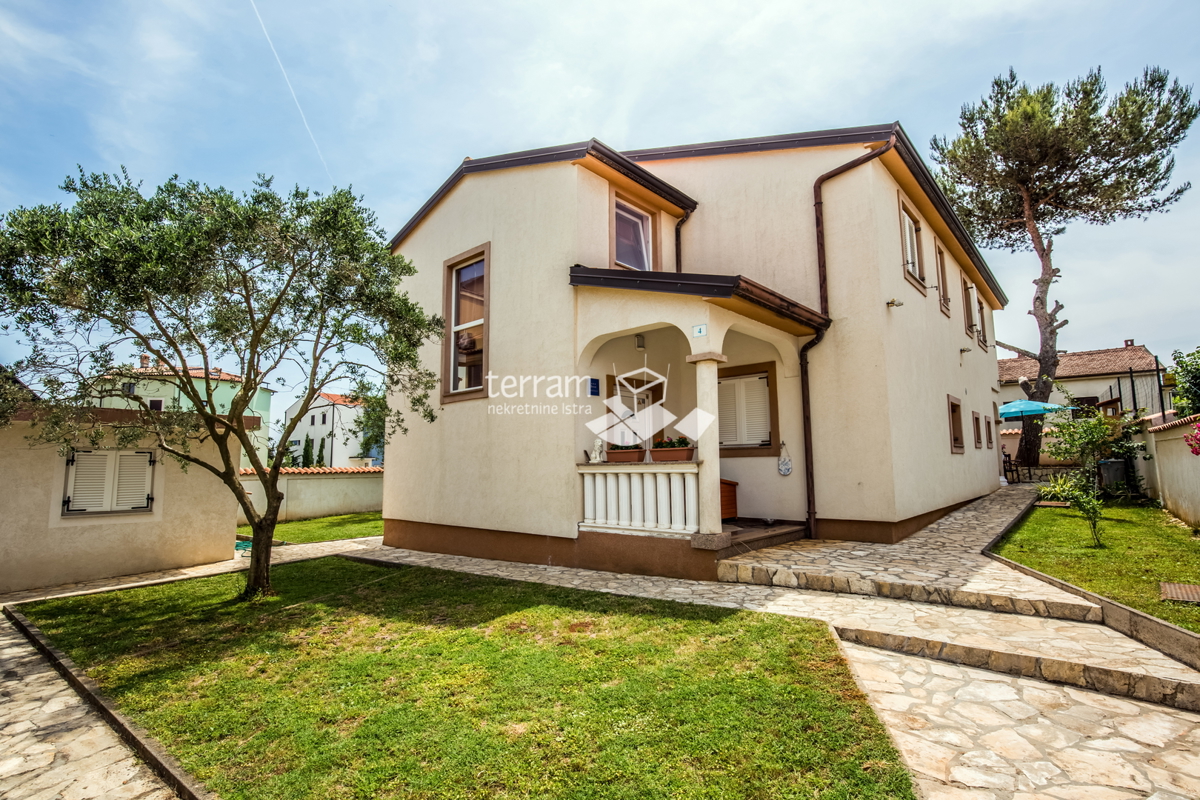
(440, 388, 488, 405)
(903, 269, 928, 295)
(940, 300, 952, 318)
(950, 444, 965, 454)
(61, 509, 153, 518)
(719, 444, 782, 458)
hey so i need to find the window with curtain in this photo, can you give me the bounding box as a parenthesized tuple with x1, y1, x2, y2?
(718, 373, 771, 447)
(451, 259, 486, 391)
(63, 450, 155, 514)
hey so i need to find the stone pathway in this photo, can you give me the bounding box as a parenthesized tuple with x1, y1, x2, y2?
(719, 486, 1104, 621)
(0, 617, 174, 800)
(0, 536, 383, 606)
(846, 643, 1200, 800)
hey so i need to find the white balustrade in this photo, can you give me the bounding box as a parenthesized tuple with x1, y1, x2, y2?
(578, 462, 700, 536)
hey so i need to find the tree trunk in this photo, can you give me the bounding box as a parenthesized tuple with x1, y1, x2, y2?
(1016, 190, 1066, 467)
(240, 490, 282, 599)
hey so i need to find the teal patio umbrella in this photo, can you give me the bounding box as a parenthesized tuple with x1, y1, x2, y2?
(998, 399, 1074, 419)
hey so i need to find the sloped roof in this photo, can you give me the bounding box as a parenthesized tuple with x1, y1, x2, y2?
(318, 392, 363, 406)
(1148, 413, 1200, 434)
(998, 345, 1158, 384)
(136, 366, 245, 383)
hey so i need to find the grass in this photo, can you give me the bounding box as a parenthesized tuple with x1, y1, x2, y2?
(995, 504, 1200, 633)
(239, 512, 383, 544)
(21, 558, 913, 800)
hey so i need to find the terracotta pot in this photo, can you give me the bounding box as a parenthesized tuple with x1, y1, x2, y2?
(650, 447, 695, 462)
(606, 448, 646, 463)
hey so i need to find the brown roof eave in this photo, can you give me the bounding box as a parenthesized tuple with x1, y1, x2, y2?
(389, 140, 697, 250)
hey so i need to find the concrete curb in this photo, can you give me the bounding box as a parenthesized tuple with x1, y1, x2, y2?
(982, 499, 1200, 673)
(2, 605, 215, 800)
(835, 625, 1200, 712)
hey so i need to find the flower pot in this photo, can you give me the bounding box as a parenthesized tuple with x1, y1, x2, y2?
(650, 447, 695, 462)
(606, 448, 646, 463)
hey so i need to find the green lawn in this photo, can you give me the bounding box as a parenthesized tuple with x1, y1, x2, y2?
(239, 512, 383, 543)
(22, 558, 912, 800)
(995, 505, 1200, 633)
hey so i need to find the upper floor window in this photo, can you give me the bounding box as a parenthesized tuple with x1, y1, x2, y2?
(976, 298, 988, 347)
(321, 412, 328, 425)
(63, 449, 155, 515)
(148, 399, 164, 411)
(442, 243, 490, 403)
(961, 277, 976, 339)
(121, 382, 136, 395)
(900, 207, 924, 286)
(935, 246, 951, 314)
(615, 201, 652, 271)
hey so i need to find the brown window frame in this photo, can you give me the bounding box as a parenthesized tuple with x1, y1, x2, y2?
(972, 411, 983, 449)
(961, 276, 975, 339)
(899, 201, 926, 294)
(985, 415, 994, 449)
(440, 242, 491, 405)
(948, 395, 965, 454)
(717, 361, 781, 458)
(935, 245, 951, 317)
(610, 189, 660, 272)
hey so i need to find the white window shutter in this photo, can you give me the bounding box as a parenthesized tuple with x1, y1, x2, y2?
(67, 452, 113, 512)
(967, 285, 979, 329)
(742, 377, 771, 444)
(717, 380, 738, 445)
(113, 452, 154, 511)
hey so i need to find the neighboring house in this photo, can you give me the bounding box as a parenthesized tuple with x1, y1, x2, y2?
(997, 340, 1171, 419)
(94, 354, 274, 466)
(282, 392, 377, 468)
(0, 407, 239, 594)
(381, 123, 1008, 581)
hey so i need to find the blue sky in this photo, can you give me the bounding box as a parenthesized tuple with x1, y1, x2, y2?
(2, 0, 1198, 389)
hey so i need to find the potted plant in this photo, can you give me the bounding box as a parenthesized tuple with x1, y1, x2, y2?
(606, 442, 646, 463)
(650, 435, 695, 462)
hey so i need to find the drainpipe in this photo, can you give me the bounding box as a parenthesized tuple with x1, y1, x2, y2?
(674, 209, 692, 272)
(801, 133, 897, 537)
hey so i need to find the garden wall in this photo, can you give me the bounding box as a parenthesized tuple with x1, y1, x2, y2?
(238, 467, 384, 525)
(1144, 415, 1200, 527)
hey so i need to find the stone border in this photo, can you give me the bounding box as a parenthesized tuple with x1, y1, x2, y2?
(983, 502, 1200, 673)
(835, 626, 1200, 712)
(2, 605, 214, 800)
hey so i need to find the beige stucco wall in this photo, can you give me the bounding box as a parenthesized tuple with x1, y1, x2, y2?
(385, 139, 1003, 541)
(0, 423, 236, 593)
(238, 472, 384, 524)
(1148, 424, 1200, 527)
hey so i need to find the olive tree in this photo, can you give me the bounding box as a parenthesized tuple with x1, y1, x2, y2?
(0, 170, 441, 598)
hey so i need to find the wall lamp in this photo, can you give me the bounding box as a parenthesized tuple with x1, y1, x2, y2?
(886, 299, 904, 308)
(634, 334, 646, 352)
(960, 347, 973, 354)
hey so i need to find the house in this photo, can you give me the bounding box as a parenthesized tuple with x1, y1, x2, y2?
(997, 341, 1171, 419)
(380, 123, 1008, 581)
(0, 407, 240, 594)
(281, 392, 377, 468)
(95, 354, 274, 466)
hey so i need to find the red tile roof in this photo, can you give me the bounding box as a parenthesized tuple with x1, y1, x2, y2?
(997, 345, 1158, 384)
(318, 392, 363, 406)
(136, 366, 244, 383)
(1148, 413, 1200, 434)
(239, 466, 383, 475)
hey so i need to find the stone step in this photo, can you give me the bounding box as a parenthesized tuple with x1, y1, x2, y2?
(716, 560, 1103, 622)
(715, 524, 807, 559)
(837, 625, 1200, 714)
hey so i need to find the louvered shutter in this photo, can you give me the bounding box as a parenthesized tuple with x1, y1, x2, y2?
(112, 452, 153, 511)
(742, 377, 771, 444)
(66, 451, 113, 512)
(966, 285, 979, 330)
(717, 379, 738, 445)
(902, 213, 919, 276)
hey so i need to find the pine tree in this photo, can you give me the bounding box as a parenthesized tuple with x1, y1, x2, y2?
(316, 437, 326, 467)
(302, 434, 314, 468)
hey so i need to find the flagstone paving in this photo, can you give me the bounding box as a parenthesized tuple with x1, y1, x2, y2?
(845, 643, 1200, 800)
(718, 485, 1105, 621)
(0, 617, 175, 800)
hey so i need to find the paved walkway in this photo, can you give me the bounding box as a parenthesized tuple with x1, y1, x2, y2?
(0, 536, 384, 606)
(0, 618, 174, 800)
(719, 486, 1105, 621)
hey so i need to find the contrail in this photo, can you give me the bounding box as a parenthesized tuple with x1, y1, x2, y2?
(247, 0, 335, 185)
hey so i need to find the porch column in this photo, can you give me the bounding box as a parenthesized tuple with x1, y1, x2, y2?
(686, 352, 727, 541)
